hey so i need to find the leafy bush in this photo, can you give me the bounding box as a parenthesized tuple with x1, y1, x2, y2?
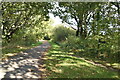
(52, 25, 75, 42)
(60, 36, 87, 52)
(60, 34, 119, 62)
(23, 34, 37, 46)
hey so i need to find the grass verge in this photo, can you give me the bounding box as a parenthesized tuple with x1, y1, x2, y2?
(2, 41, 42, 59)
(44, 42, 119, 79)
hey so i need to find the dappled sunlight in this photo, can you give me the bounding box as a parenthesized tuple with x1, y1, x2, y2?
(22, 52, 29, 55)
(50, 50, 63, 54)
(7, 67, 15, 71)
(2, 2, 119, 79)
(77, 62, 95, 67)
(4, 53, 17, 57)
(51, 67, 63, 73)
(56, 63, 78, 67)
(2, 41, 43, 55)
(10, 62, 19, 68)
(16, 46, 26, 49)
(1, 41, 50, 78)
(45, 42, 119, 78)
(111, 63, 120, 69)
(51, 54, 68, 57)
(66, 52, 74, 55)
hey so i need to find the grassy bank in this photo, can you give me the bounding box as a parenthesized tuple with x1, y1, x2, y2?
(2, 41, 42, 58)
(44, 42, 119, 79)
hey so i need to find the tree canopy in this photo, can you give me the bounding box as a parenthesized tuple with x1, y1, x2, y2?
(51, 2, 119, 39)
(1, 2, 52, 42)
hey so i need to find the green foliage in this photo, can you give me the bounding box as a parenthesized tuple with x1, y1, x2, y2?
(2, 2, 51, 42)
(45, 42, 119, 78)
(1, 2, 119, 76)
(59, 33, 119, 63)
(52, 2, 118, 38)
(52, 2, 102, 37)
(61, 36, 81, 50)
(52, 25, 75, 42)
(2, 41, 42, 55)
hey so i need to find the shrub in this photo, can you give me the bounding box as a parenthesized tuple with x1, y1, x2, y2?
(60, 36, 87, 52)
(52, 25, 75, 42)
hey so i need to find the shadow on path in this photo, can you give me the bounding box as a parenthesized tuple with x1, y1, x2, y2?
(0, 40, 50, 79)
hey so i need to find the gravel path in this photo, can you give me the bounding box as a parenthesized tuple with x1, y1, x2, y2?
(0, 40, 50, 79)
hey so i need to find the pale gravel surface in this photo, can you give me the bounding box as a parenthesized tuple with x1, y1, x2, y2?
(0, 40, 50, 79)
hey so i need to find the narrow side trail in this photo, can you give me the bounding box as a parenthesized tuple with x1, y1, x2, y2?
(0, 40, 50, 79)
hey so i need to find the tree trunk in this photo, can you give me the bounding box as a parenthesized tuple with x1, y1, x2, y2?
(76, 26, 80, 36)
(80, 26, 83, 37)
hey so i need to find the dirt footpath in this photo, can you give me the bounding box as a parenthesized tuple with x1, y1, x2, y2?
(0, 40, 50, 79)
